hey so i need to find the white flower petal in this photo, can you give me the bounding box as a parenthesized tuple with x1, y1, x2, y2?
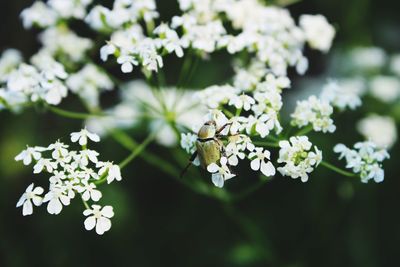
(84, 216, 96, 231)
(22, 200, 33, 216)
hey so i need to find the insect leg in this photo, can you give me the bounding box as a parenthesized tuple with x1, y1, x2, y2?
(180, 151, 198, 178)
(216, 122, 233, 135)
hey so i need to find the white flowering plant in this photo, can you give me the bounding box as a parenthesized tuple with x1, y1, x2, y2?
(0, 0, 391, 235)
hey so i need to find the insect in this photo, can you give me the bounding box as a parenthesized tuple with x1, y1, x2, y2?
(180, 120, 233, 177)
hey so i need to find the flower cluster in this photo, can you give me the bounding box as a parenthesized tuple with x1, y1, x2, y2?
(320, 79, 364, 110)
(15, 128, 121, 235)
(291, 95, 336, 133)
(0, 54, 68, 110)
(21, 0, 93, 28)
(301, 46, 400, 150)
(39, 26, 93, 63)
(95, 0, 334, 75)
(277, 136, 322, 182)
(334, 142, 389, 183)
(66, 64, 113, 109)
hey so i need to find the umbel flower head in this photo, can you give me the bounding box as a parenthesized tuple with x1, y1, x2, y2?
(334, 141, 389, 183)
(15, 128, 122, 235)
(277, 136, 322, 182)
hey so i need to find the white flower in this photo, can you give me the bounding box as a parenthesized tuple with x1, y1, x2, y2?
(357, 115, 397, 149)
(78, 149, 99, 166)
(291, 96, 336, 133)
(33, 158, 58, 174)
(97, 161, 122, 184)
(246, 115, 275, 138)
(66, 64, 113, 108)
(154, 24, 185, 57)
(83, 205, 114, 235)
(100, 44, 116, 61)
(117, 54, 139, 73)
(277, 136, 322, 182)
(320, 79, 363, 110)
(47, 141, 69, 159)
(299, 14, 335, 52)
(70, 128, 100, 146)
(43, 186, 71, 215)
(78, 183, 102, 202)
(48, 0, 92, 19)
(225, 142, 245, 166)
(141, 48, 163, 72)
(228, 94, 255, 111)
(20, 1, 58, 29)
(334, 142, 389, 183)
(249, 148, 275, 177)
(39, 27, 93, 62)
(0, 49, 22, 81)
(180, 133, 197, 154)
(15, 146, 46, 165)
(206, 157, 236, 188)
(16, 183, 44, 216)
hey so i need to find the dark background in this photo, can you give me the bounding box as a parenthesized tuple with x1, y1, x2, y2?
(0, 1, 400, 267)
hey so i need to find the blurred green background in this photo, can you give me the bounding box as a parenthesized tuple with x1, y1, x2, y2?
(1, 0, 400, 267)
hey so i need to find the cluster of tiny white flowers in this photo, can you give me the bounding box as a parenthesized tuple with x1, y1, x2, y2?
(357, 115, 397, 149)
(334, 142, 389, 183)
(94, 0, 335, 75)
(15, 128, 121, 235)
(196, 67, 291, 137)
(39, 26, 93, 63)
(66, 64, 113, 109)
(86, 0, 158, 31)
(320, 79, 364, 110)
(277, 136, 322, 182)
(299, 14, 336, 53)
(291, 95, 336, 133)
(175, 0, 334, 76)
(0, 55, 68, 110)
(21, 0, 93, 28)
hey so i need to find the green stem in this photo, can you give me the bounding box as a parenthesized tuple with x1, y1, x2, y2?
(109, 129, 180, 177)
(267, 135, 280, 142)
(294, 125, 313, 136)
(235, 107, 242, 117)
(118, 129, 159, 169)
(222, 109, 235, 118)
(177, 51, 193, 89)
(320, 160, 356, 177)
(47, 105, 105, 120)
(183, 55, 200, 88)
(252, 141, 280, 148)
(80, 194, 90, 210)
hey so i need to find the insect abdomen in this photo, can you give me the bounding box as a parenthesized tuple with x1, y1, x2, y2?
(196, 140, 221, 168)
